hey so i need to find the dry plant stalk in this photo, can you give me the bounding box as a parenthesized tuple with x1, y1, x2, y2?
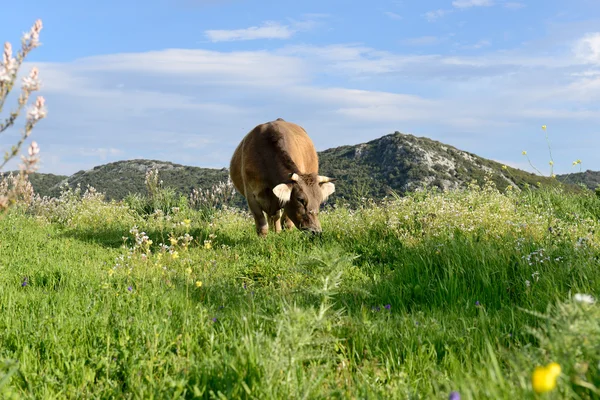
(0, 19, 47, 212)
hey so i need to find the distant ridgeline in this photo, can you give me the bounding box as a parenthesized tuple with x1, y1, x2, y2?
(3, 131, 595, 208)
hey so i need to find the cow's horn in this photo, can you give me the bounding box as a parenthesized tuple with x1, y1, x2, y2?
(318, 175, 335, 183)
(290, 173, 299, 182)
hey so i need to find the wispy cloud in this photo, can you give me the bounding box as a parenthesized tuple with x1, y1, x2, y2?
(78, 147, 123, 159)
(400, 36, 441, 46)
(424, 9, 452, 22)
(452, 0, 494, 8)
(573, 32, 600, 64)
(205, 21, 297, 42)
(457, 39, 492, 49)
(384, 11, 403, 20)
(504, 2, 525, 9)
(15, 30, 600, 176)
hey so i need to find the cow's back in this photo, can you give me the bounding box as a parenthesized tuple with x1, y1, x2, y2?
(229, 119, 318, 198)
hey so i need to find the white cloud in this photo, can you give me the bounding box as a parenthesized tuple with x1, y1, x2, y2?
(573, 32, 600, 64)
(401, 36, 440, 46)
(205, 21, 295, 42)
(13, 31, 600, 176)
(457, 39, 492, 49)
(504, 2, 525, 9)
(78, 147, 123, 159)
(424, 9, 451, 22)
(452, 0, 494, 8)
(384, 11, 403, 20)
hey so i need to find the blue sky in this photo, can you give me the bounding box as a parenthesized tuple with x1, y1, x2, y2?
(2, 0, 600, 176)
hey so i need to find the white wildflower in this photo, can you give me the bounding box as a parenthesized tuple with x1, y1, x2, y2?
(573, 293, 595, 304)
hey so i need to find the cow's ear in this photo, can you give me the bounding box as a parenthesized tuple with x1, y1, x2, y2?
(273, 183, 293, 204)
(319, 182, 335, 201)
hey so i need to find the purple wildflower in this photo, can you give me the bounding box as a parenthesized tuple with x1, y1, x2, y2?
(212, 317, 218, 323)
(127, 286, 132, 292)
(449, 391, 460, 400)
(243, 282, 247, 290)
(21, 277, 28, 287)
(385, 304, 391, 310)
(475, 301, 480, 307)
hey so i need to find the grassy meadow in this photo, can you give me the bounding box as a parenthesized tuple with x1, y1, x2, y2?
(1, 177, 600, 399)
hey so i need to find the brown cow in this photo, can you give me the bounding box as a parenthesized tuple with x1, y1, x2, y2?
(229, 118, 336, 236)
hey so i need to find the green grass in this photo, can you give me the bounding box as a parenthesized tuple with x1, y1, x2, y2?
(1, 181, 599, 399)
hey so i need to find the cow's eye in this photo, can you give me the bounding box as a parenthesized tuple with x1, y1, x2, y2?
(297, 196, 306, 205)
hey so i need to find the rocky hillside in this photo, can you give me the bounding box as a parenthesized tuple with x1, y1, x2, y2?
(7, 130, 588, 206)
(317, 131, 564, 203)
(556, 170, 600, 191)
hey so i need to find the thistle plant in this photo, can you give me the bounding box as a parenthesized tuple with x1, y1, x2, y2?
(0, 19, 47, 212)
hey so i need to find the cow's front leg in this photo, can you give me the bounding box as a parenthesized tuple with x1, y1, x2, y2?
(281, 209, 295, 230)
(268, 209, 283, 233)
(247, 196, 268, 236)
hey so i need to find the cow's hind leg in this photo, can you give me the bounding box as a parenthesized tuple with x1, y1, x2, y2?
(247, 196, 268, 236)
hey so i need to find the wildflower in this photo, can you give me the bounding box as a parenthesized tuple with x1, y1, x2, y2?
(475, 301, 480, 306)
(532, 362, 561, 393)
(22, 67, 40, 91)
(186, 267, 192, 275)
(385, 304, 391, 310)
(522, 150, 527, 155)
(573, 293, 595, 304)
(542, 125, 547, 130)
(549, 161, 554, 166)
(171, 251, 179, 259)
(127, 286, 132, 292)
(212, 317, 218, 323)
(502, 165, 508, 170)
(183, 219, 191, 226)
(449, 392, 460, 400)
(21, 277, 28, 287)
(170, 237, 178, 246)
(204, 240, 212, 250)
(195, 281, 202, 288)
(26, 96, 47, 122)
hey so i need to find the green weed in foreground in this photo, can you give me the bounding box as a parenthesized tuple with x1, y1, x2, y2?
(0, 181, 599, 399)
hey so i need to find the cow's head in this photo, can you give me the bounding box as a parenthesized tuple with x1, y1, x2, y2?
(272, 172, 336, 234)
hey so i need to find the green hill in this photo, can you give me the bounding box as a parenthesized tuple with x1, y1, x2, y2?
(5, 130, 590, 206)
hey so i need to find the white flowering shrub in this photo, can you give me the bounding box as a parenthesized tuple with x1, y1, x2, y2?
(0, 19, 47, 212)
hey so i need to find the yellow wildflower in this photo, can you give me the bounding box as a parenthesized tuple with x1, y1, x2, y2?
(542, 125, 547, 130)
(147, 239, 153, 245)
(532, 362, 561, 394)
(549, 161, 554, 166)
(170, 237, 178, 246)
(183, 219, 191, 226)
(172, 251, 179, 259)
(502, 165, 508, 170)
(204, 240, 212, 250)
(195, 281, 202, 288)
(522, 150, 527, 155)
(108, 269, 114, 276)
(186, 267, 192, 275)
